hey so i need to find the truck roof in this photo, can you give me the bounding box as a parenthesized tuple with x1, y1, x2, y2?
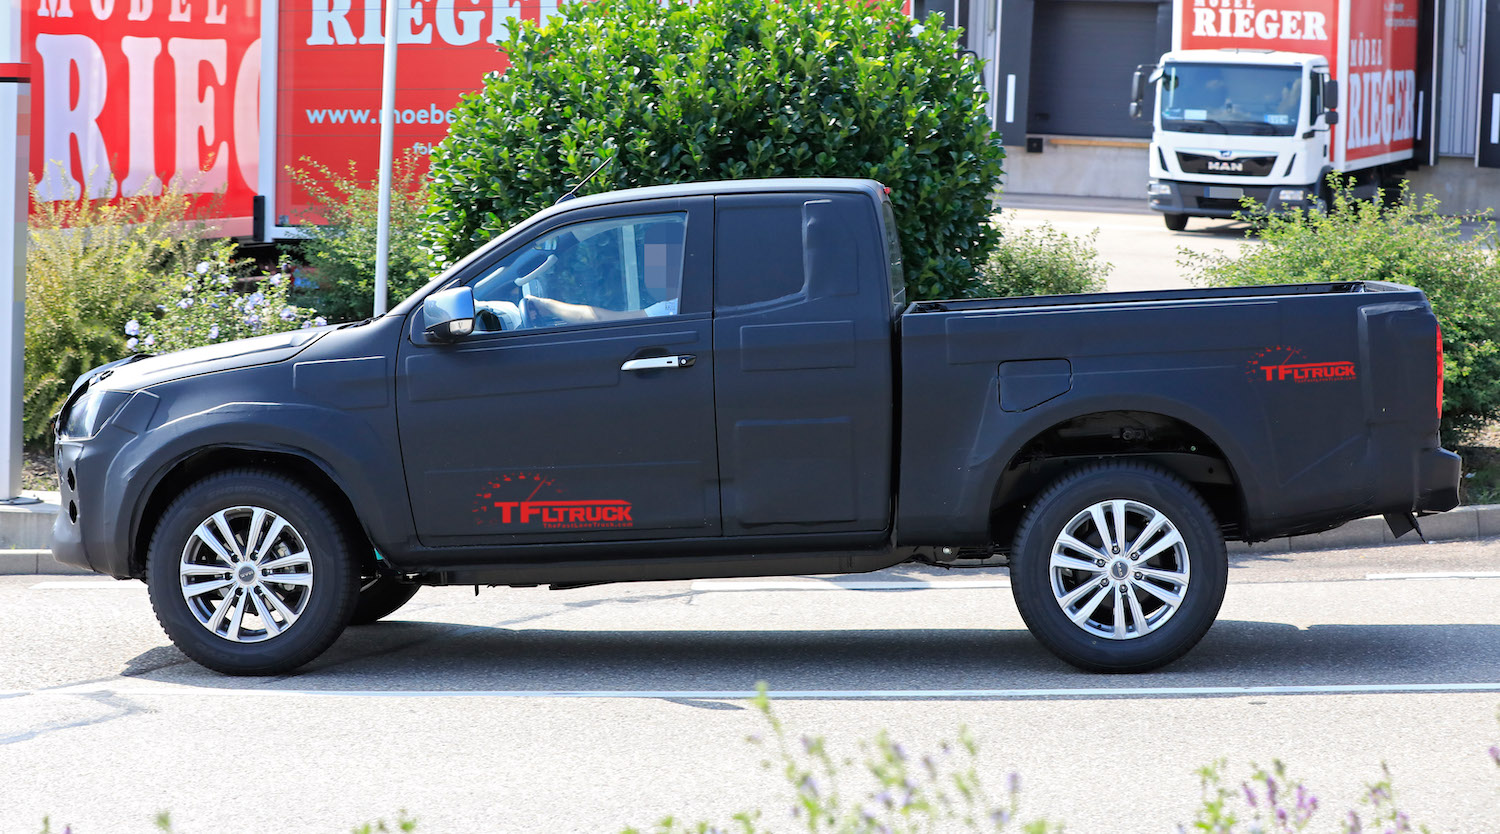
(544, 177, 887, 218)
(1163, 49, 1325, 68)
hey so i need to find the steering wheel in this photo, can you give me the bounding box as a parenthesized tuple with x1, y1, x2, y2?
(519, 297, 566, 329)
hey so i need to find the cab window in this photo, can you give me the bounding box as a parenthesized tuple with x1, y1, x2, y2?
(469, 213, 687, 332)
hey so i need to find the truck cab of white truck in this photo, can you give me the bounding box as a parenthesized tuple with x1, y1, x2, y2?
(1135, 49, 1341, 230)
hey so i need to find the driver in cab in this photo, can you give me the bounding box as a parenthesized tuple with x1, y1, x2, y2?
(472, 214, 685, 332)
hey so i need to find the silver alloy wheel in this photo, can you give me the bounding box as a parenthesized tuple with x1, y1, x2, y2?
(1048, 498, 1191, 640)
(178, 505, 314, 643)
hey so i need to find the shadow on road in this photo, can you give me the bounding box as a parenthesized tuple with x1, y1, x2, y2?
(123, 618, 1500, 698)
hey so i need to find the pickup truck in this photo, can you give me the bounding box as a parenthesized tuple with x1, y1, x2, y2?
(52, 178, 1459, 676)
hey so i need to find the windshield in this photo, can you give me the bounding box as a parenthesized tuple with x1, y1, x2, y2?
(1158, 63, 1303, 137)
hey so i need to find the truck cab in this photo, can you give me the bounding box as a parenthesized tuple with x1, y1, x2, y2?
(1135, 49, 1339, 229)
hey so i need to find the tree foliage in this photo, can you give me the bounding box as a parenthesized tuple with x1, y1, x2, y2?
(423, 0, 1005, 301)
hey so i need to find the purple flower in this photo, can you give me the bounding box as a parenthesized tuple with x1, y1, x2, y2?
(208, 325, 219, 340)
(1346, 810, 1362, 833)
(124, 319, 140, 336)
(269, 275, 282, 286)
(195, 261, 211, 274)
(177, 297, 193, 309)
(314, 316, 327, 326)
(1008, 771, 1021, 795)
(126, 337, 138, 350)
(279, 305, 297, 321)
(1242, 783, 1257, 807)
(142, 334, 155, 347)
(1489, 745, 1499, 766)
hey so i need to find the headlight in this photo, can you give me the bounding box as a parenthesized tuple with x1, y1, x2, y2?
(1277, 188, 1307, 202)
(59, 389, 131, 439)
(1148, 181, 1173, 196)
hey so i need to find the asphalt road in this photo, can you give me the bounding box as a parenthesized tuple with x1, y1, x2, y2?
(2, 539, 1499, 833)
(998, 193, 1254, 293)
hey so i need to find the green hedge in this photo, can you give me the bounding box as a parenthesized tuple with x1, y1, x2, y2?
(423, 0, 1006, 301)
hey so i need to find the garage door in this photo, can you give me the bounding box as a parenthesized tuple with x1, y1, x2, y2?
(1027, 0, 1165, 138)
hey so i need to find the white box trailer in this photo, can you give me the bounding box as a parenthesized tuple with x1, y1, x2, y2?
(1129, 0, 1418, 230)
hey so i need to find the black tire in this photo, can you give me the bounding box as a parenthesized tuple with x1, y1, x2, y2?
(1009, 462, 1227, 673)
(349, 575, 421, 625)
(1163, 213, 1188, 231)
(145, 468, 361, 675)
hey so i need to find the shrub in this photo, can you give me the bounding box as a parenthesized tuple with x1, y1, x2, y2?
(290, 154, 434, 323)
(22, 185, 219, 446)
(423, 0, 1006, 301)
(124, 241, 325, 355)
(981, 220, 1110, 297)
(1183, 180, 1500, 441)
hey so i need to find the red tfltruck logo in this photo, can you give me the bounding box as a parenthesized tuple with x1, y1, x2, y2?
(1177, 0, 1418, 166)
(473, 473, 635, 530)
(1247, 346, 1357, 383)
(23, 0, 261, 223)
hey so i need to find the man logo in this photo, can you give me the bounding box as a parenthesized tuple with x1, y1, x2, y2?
(1207, 160, 1245, 172)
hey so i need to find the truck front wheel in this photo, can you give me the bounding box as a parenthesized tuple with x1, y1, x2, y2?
(145, 469, 361, 675)
(1163, 213, 1188, 231)
(1009, 462, 1227, 672)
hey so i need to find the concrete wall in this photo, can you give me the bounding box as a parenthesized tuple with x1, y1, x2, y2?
(1002, 137, 1148, 200)
(1405, 163, 1500, 214)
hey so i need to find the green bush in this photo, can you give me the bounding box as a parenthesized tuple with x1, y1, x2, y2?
(1183, 180, 1500, 440)
(423, 0, 1005, 301)
(22, 186, 218, 446)
(290, 154, 434, 323)
(981, 220, 1110, 297)
(125, 241, 324, 355)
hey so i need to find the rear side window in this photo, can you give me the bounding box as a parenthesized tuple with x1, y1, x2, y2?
(715, 201, 807, 308)
(714, 193, 871, 309)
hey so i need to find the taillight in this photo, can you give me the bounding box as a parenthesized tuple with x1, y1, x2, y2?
(1436, 324, 1444, 418)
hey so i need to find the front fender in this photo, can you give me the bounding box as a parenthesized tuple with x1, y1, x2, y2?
(103, 403, 415, 575)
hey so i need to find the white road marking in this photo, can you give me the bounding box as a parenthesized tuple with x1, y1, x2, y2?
(690, 578, 1009, 592)
(1364, 572, 1500, 581)
(7, 682, 1500, 700)
(30, 579, 139, 590)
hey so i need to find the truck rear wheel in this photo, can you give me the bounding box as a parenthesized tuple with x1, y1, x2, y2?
(1163, 213, 1188, 231)
(1009, 462, 1227, 672)
(145, 469, 360, 675)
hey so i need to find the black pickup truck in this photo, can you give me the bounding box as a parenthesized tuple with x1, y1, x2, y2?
(52, 178, 1459, 675)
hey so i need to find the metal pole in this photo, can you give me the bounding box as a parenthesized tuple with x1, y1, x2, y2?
(1, 0, 30, 501)
(372, 0, 399, 317)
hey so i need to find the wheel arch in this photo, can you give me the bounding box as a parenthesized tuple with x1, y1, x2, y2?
(130, 445, 375, 580)
(985, 402, 1256, 552)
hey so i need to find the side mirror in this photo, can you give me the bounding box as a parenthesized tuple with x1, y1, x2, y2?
(422, 286, 476, 341)
(1325, 109, 1340, 125)
(1323, 79, 1339, 110)
(1130, 70, 1146, 106)
(1130, 101, 1143, 120)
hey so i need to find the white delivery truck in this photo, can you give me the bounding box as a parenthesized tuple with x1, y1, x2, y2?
(1129, 0, 1419, 230)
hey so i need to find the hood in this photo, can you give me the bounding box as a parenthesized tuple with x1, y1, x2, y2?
(85, 326, 338, 393)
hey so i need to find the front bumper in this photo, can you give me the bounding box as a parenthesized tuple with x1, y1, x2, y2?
(1148, 180, 1317, 218)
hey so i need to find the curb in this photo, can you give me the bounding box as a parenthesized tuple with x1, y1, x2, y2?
(5, 499, 1498, 576)
(1228, 503, 1497, 553)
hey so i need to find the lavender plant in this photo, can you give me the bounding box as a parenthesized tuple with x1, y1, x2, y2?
(125, 241, 325, 355)
(622, 684, 1053, 834)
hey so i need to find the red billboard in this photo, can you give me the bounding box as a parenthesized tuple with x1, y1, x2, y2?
(23, 0, 262, 229)
(271, 0, 541, 227)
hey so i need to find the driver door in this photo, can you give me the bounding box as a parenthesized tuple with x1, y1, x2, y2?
(395, 196, 720, 547)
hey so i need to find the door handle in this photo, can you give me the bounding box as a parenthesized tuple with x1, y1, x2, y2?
(621, 354, 696, 371)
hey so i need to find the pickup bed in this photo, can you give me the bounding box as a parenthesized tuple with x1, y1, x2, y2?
(52, 178, 1459, 675)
